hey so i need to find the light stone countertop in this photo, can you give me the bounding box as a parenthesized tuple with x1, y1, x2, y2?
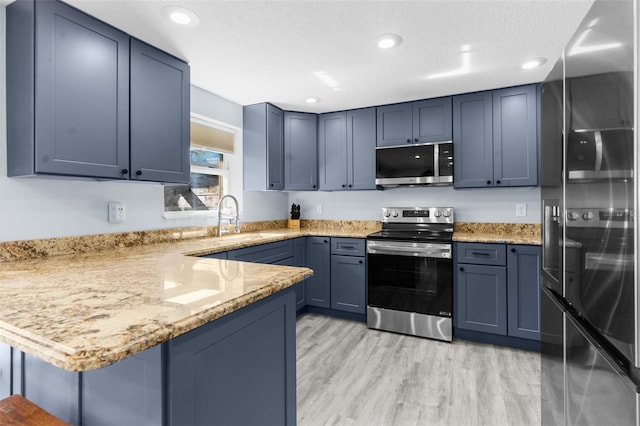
(0, 224, 538, 372)
(0, 229, 369, 372)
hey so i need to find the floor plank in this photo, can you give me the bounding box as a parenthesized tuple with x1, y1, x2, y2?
(297, 313, 541, 426)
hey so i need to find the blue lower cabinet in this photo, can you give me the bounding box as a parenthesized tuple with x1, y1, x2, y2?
(456, 263, 508, 335)
(455, 242, 541, 347)
(507, 245, 541, 340)
(5, 290, 297, 425)
(0, 342, 10, 399)
(168, 289, 297, 426)
(293, 238, 307, 311)
(330, 255, 366, 314)
(305, 237, 331, 308)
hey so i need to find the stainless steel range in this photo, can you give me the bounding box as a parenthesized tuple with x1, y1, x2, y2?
(366, 207, 454, 342)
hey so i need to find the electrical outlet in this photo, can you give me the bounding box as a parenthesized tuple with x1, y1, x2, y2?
(316, 204, 323, 214)
(516, 203, 527, 217)
(108, 202, 126, 223)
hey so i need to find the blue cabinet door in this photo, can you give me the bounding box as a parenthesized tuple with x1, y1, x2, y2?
(347, 107, 377, 190)
(284, 112, 318, 190)
(243, 103, 284, 190)
(453, 91, 494, 188)
(130, 38, 190, 184)
(413, 97, 453, 143)
(305, 237, 331, 308)
(376, 103, 413, 147)
(456, 263, 507, 335)
(168, 290, 296, 426)
(318, 112, 347, 190)
(7, 0, 131, 179)
(267, 104, 286, 190)
(507, 245, 541, 340)
(293, 238, 307, 310)
(493, 85, 538, 187)
(0, 343, 11, 399)
(330, 255, 366, 314)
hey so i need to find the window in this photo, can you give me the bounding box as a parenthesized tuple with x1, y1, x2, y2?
(164, 114, 239, 215)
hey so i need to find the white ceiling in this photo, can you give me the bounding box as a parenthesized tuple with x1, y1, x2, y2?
(9, 0, 595, 113)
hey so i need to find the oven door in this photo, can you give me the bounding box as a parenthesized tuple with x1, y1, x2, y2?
(366, 240, 452, 317)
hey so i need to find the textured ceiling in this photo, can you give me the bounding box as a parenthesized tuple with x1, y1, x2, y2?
(10, 0, 595, 113)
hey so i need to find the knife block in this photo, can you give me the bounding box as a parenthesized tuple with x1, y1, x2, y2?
(287, 218, 300, 229)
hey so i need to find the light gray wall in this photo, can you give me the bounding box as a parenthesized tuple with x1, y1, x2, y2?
(288, 186, 541, 223)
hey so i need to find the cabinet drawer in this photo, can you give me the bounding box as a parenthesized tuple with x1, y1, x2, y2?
(331, 238, 365, 256)
(456, 243, 506, 266)
(228, 240, 293, 264)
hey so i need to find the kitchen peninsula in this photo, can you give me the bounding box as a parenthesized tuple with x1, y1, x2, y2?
(0, 229, 325, 426)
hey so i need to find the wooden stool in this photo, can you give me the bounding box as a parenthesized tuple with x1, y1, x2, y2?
(0, 395, 69, 425)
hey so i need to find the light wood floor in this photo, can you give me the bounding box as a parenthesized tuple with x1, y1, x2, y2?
(297, 313, 541, 426)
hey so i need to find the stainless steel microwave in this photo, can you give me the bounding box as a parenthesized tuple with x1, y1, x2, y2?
(375, 142, 453, 187)
(567, 129, 634, 180)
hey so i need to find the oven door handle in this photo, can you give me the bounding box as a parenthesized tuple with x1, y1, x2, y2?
(367, 245, 451, 259)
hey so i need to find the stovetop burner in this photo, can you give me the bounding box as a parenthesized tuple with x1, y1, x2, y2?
(368, 207, 454, 243)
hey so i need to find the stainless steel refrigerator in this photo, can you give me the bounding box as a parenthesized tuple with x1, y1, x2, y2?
(541, 1, 640, 424)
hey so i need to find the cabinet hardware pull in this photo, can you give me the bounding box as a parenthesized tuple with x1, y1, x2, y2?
(414, 138, 419, 142)
(486, 180, 492, 185)
(471, 252, 491, 256)
(342, 184, 346, 188)
(406, 139, 411, 143)
(511, 248, 516, 253)
(136, 170, 142, 176)
(496, 180, 501, 185)
(460, 267, 464, 271)
(359, 260, 363, 264)
(121, 169, 128, 174)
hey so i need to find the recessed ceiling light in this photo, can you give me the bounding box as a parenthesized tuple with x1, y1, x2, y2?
(376, 34, 403, 49)
(162, 6, 200, 27)
(305, 97, 321, 104)
(521, 57, 548, 70)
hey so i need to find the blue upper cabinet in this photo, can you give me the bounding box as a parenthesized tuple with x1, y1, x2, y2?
(377, 98, 452, 147)
(453, 91, 494, 188)
(492, 85, 538, 187)
(284, 112, 318, 190)
(376, 103, 413, 146)
(7, 0, 130, 179)
(243, 103, 285, 190)
(6, 0, 190, 183)
(413, 98, 453, 143)
(318, 107, 376, 191)
(130, 39, 190, 184)
(318, 112, 347, 190)
(453, 84, 538, 188)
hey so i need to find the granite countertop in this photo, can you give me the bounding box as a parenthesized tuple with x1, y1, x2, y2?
(0, 229, 347, 372)
(0, 223, 538, 373)
(453, 223, 541, 245)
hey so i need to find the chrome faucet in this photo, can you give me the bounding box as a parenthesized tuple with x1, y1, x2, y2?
(217, 194, 240, 237)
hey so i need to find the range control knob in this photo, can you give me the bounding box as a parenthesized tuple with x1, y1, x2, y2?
(582, 211, 595, 220)
(443, 210, 452, 218)
(567, 211, 580, 221)
(434, 210, 442, 218)
(391, 210, 399, 218)
(383, 210, 391, 217)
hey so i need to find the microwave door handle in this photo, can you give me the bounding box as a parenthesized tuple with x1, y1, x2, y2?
(433, 143, 440, 177)
(594, 131, 603, 171)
